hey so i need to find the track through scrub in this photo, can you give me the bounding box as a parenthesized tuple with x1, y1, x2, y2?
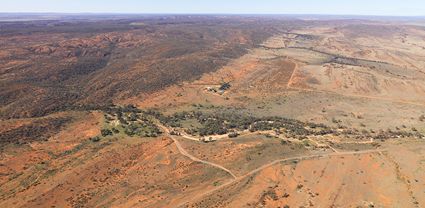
(177, 148, 387, 207)
(156, 119, 388, 208)
(157, 122, 237, 179)
(169, 136, 237, 179)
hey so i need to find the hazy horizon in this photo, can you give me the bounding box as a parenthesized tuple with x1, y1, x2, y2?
(1, 12, 425, 17)
(2, 0, 425, 16)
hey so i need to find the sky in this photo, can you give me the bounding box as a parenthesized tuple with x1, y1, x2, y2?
(1, 0, 425, 16)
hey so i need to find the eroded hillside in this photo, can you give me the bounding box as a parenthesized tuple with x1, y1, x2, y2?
(1, 15, 425, 208)
(0, 16, 277, 118)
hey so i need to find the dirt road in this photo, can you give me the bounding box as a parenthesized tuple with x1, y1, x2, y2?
(177, 148, 386, 207)
(156, 119, 388, 208)
(156, 122, 238, 179)
(169, 136, 237, 179)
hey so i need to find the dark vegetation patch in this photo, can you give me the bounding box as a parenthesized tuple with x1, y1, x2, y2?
(0, 16, 277, 119)
(0, 117, 72, 147)
(255, 187, 279, 207)
(148, 107, 329, 138)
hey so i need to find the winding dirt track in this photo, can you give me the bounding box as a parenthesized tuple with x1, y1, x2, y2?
(176, 148, 387, 208)
(157, 119, 387, 207)
(157, 123, 237, 179)
(169, 136, 237, 179)
(240, 149, 385, 179)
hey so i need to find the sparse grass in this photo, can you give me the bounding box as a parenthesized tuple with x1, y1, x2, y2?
(58, 141, 90, 157)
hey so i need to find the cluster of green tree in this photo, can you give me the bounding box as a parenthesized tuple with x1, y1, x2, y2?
(152, 109, 323, 137)
(359, 129, 423, 141)
(101, 129, 113, 137)
(198, 119, 228, 136)
(123, 122, 162, 137)
(249, 116, 320, 137)
(135, 107, 425, 140)
(102, 105, 163, 138)
(104, 104, 142, 115)
(219, 82, 231, 91)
